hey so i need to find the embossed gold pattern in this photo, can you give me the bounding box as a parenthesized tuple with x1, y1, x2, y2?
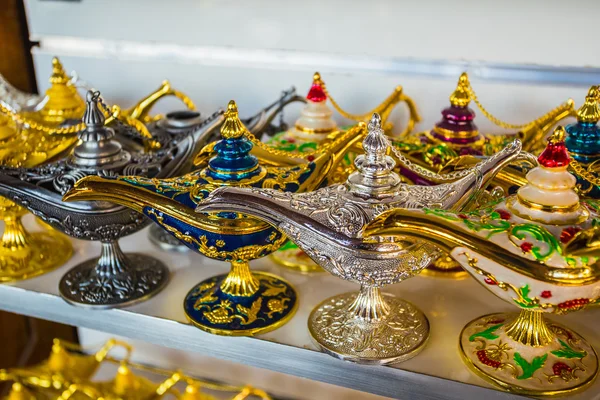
(308, 292, 429, 364)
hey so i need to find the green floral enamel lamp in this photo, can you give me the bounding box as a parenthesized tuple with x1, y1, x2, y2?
(365, 126, 600, 396)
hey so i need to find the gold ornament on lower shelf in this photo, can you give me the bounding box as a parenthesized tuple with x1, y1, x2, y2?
(1, 338, 272, 400)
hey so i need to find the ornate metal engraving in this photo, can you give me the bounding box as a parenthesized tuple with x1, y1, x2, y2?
(0, 90, 223, 307)
(198, 113, 524, 363)
(309, 292, 429, 363)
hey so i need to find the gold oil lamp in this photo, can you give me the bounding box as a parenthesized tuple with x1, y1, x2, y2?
(366, 127, 600, 395)
(394, 72, 574, 172)
(63, 100, 365, 335)
(2, 383, 37, 400)
(0, 58, 83, 281)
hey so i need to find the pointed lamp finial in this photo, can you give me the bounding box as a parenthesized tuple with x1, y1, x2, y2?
(538, 126, 570, 168)
(221, 100, 249, 139)
(449, 72, 471, 108)
(368, 112, 382, 131)
(306, 71, 327, 103)
(576, 86, 600, 123)
(347, 113, 400, 198)
(50, 57, 69, 85)
(41, 57, 84, 123)
(83, 90, 106, 129)
(363, 113, 387, 158)
(514, 125, 581, 224)
(48, 338, 69, 371)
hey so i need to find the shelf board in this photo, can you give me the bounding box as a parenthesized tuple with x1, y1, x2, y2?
(2, 218, 600, 399)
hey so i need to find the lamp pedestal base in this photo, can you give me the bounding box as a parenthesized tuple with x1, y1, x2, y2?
(59, 241, 169, 308)
(460, 312, 598, 396)
(184, 269, 298, 336)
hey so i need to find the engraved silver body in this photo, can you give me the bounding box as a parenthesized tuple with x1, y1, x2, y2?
(0, 90, 225, 308)
(198, 113, 524, 364)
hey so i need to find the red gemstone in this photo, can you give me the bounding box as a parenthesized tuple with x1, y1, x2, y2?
(484, 278, 496, 285)
(495, 209, 511, 220)
(520, 242, 533, 252)
(541, 290, 552, 299)
(553, 362, 572, 375)
(558, 298, 590, 309)
(306, 155, 315, 162)
(287, 138, 296, 143)
(306, 83, 327, 103)
(537, 140, 570, 168)
(560, 227, 581, 244)
(458, 214, 468, 219)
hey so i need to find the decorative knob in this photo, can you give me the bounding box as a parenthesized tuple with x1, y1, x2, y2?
(69, 90, 130, 170)
(432, 72, 478, 141)
(576, 86, 600, 123)
(220, 100, 248, 139)
(204, 100, 262, 183)
(81, 91, 109, 137)
(49, 57, 69, 85)
(347, 113, 400, 198)
(306, 71, 327, 103)
(449, 72, 472, 108)
(510, 126, 585, 224)
(292, 72, 336, 138)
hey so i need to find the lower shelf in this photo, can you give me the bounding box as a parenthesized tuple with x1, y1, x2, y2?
(2, 218, 600, 399)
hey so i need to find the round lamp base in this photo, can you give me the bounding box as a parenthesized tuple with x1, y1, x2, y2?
(184, 272, 298, 336)
(308, 292, 429, 365)
(460, 312, 598, 396)
(59, 254, 169, 309)
(0, 230, 72, 282)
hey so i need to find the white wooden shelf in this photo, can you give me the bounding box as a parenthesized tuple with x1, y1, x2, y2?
(2, 218, 600, 399)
